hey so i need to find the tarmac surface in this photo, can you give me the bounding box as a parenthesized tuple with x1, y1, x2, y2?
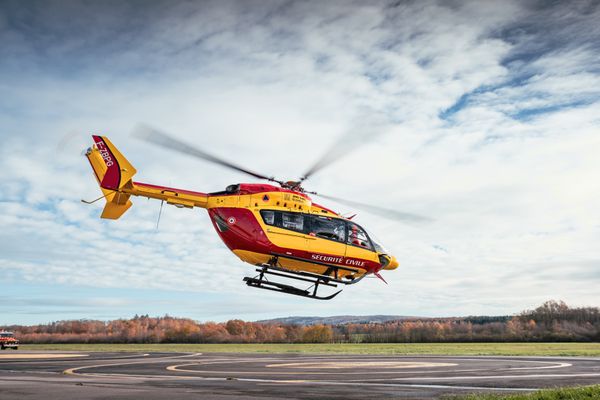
(1, 351, 600, 399)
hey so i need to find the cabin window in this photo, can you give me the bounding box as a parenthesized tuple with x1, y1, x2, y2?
(347, 222, 373, 250)
(260, 210, 306, 233)
(281, 212, 304, 232)
(260, 210, 275, 226)
(309, 216, 346, 242)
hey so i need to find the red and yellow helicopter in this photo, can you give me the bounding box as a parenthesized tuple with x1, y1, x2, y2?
(84, 126, 427, 300)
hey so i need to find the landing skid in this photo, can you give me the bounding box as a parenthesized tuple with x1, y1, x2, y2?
(242, 257, 366, 300)
(243, 265, 342, 300)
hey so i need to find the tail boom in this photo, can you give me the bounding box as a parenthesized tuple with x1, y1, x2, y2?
(127, 182, 208, 209)
(85, 135, 208, 219)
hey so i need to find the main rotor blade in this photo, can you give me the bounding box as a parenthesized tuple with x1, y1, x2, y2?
(133, 124, 280, 183)
(300, 109, 389, 182)
(310, 192, 431, 223)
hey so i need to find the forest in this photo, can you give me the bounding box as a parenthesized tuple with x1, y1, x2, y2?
(4, 301, 599, 344)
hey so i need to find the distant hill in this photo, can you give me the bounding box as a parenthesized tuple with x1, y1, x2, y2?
(256, 315, 421, 325)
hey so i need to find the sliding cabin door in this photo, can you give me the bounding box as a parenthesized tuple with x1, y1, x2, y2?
(259, 210, 310, 271)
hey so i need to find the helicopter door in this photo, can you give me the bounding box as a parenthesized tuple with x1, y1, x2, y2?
(306, 215, 347, 269)
(260, 211, 310, 264)
(345, 222, 379, 271)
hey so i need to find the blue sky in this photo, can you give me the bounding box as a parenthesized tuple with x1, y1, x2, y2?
(1, 0, 600, 325)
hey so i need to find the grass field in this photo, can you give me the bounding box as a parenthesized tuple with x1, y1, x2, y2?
(444, 384, 600, 399)
(20, 342, 600, 356)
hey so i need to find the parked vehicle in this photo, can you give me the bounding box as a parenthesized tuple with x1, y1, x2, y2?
(0, 332, 19, 350)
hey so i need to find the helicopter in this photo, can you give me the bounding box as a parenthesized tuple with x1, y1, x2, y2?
(83, 125, 427, 300)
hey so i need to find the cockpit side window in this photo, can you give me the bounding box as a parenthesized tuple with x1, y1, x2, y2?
(309, 216, 346, 242)
(347, 222, 373, 250)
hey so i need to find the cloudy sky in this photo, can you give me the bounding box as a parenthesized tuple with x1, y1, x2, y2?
(1, 0, 599, 325)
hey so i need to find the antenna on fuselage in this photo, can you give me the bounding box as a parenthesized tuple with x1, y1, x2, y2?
(156, 200, 164, 230)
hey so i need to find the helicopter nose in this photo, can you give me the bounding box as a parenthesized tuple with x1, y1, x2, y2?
(387, 255, 399, 270)
(381, 255, 399, 270)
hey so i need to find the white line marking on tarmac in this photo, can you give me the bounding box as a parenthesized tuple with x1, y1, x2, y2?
(167, 364, 468, 376)
(63, 353, 202, 375)
(265, 361, 457, 369)
(0, 352, 151, 364)
(388, 372, 600, 381)
(166, 357, 572, 376)
(61, 354, 596, 393)
(252, 380, 538, 392)
(54, 370, 540, 392)
(510, 362, 572, 370)
(419, 358, 572, 371)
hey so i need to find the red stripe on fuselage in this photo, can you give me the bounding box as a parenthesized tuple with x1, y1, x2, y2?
(208, 207, 379, 273)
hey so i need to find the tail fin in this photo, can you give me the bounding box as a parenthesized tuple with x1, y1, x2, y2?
(85, 136, 137, 219)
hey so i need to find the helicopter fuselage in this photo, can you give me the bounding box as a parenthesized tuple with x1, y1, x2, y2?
(201, 183, 397, 278)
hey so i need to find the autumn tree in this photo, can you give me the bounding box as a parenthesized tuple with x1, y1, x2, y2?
(301, 325, 333, 343)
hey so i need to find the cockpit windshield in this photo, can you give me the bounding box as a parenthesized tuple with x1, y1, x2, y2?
(365, 228, 389, 254)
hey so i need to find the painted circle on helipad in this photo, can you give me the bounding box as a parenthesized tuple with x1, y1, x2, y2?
(266, 361, 457, 369)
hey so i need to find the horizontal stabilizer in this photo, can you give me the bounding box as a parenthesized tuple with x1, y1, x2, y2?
(101, 192, 132, 219)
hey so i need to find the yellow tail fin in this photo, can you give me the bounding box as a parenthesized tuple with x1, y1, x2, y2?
(85, 135, 137, 219)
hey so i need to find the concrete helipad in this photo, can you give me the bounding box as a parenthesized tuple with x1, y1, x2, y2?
(1, 351, 599, 399)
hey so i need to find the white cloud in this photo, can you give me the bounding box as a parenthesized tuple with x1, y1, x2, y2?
(1, 0, 599, 323)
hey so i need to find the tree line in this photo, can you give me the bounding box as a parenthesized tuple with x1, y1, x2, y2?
(4, 300, 599, 344)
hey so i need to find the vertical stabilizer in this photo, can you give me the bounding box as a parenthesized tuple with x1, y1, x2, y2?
(86, 135, 137, 219)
